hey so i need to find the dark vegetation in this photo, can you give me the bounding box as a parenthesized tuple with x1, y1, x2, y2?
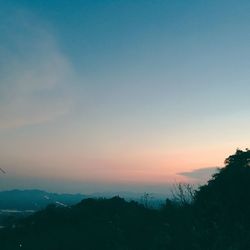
(1, 149, 250, 250)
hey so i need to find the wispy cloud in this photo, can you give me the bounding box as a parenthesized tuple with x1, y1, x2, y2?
(0, 9, 75, 129)
(178, 167, 219, 182)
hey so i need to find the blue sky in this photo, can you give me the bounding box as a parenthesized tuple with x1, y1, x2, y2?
(0, 0, 250, 193)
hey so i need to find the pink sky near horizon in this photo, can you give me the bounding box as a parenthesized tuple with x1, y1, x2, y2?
(1, 1, 250, 193)
(0, 141, 235, 187)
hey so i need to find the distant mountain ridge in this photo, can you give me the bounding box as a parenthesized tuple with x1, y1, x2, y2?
(0, 189, 166, 211)
(0, 189, 86, 210)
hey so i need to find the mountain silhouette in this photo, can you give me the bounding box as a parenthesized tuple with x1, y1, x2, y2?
(0, 189, 86, 210)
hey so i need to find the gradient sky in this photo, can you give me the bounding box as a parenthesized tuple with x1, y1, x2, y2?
(1, 0, 250, 194)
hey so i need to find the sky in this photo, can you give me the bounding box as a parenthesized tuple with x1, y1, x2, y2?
(0, 0, 250, 194)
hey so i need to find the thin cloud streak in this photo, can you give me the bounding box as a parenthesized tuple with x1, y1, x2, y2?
(178, 167, 219, 182)
(0, 9, 76, 129)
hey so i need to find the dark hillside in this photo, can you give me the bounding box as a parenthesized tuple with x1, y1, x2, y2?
(1, 197, 162, 250)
